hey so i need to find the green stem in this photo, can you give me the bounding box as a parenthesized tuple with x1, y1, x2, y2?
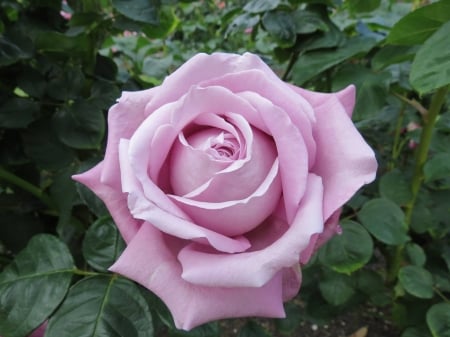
(0, 166, 56, 210)
(72, 268, 109, 277)
(388, 102, 406, 170)
(282, 49, 300, 81)
(386, 85, 448, 284)
(405, 85, 448, 224)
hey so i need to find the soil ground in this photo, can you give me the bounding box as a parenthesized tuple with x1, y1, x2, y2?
(218, 305, 399, 337)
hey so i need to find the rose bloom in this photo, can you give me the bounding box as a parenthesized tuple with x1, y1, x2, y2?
(74, 52, 377, 330)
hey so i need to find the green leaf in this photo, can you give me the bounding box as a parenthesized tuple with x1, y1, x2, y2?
(371, 45, 417, 71)
(0, 35, 33, 66)
(387, 1, 450, 46)
(292, 36, 377, 85)
(0, 98, 39, 128)
(22, 119, 75, 170)
(243, 0, 280, 13)
(410, 21, 450, 94)
(424, 153, 450, 183)
(82, 217, 125, 272)
(52, 99, 105, 150)
(405, 243, 426, 267)
(46, 276, 154, 337)
(399, 265, 434, 299)
(35, 31, 90, 57)
(0, 235, 74, 337)
(358, 198, 409, 245)
(356, 269, 390, 306)
(436, 112, 450, 133)
(238, 321, 272, 337)
(319, 273, 355, 306)
(225, 13, 260, 38)
(142, 6, 179, 39)
(112, 0, 160, 24)
(332, 64, 390, 121)
(427, 302, 450, 337)
(410, 200, 435, 234)
(292, 9, 328, 34)
(262, 11, 296, 48)
(347, 0, 381, 13)
(379, 169, 413, 206)
(46, 65, 85, 101)
(319, 220, 373, 274)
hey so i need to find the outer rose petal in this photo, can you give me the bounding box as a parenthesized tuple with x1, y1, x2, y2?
(109, 224, 286, 330)
(311, 94, 377, 219)
(101, 88, 155, 189)
(72, 162, 141, 243)
(177, 174, 324, 288)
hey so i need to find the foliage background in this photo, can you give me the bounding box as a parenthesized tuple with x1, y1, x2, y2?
(0, 0, 449, 336)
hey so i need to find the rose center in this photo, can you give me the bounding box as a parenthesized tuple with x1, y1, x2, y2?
(208, 134, 239, 160)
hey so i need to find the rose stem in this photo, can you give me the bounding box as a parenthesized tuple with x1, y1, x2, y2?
(386, 84, 448, 283)
(0, 166, 56, 210)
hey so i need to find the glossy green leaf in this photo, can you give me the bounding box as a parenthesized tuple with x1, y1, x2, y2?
(112, 0, 160, 24)
(35, 31, 90, 56)
(379, 169, 413, 206)
(46, 66, 85, 101)
(243, 0, 280, 13)
(347, 0, 381, 13)
(426, 302, 450, 337)
(356, 269, 390, 306)
(405, 243, 426, 267)
(262, 11, 296, 47)
(372, 45, 417, 71)
(46, 276, 154, 337)
(22, 119, 75, 170)
(358, 198, 409, 245)
(319, 220, 373, 274)
(52, 99, 105, 150)
(0, 98, 39, 128)
(238, 321, 272, 337)
(82, 217, 125, 272)
(319, 273, 355, 306)
(292, 36, 377, 85)
(292, 9, 328, 34)
(410, 21, 450, 94)
(424, 153, 450, 183)
(0, 36, 32, 66)
(399, 265, 434, 299)
(387, 1, 450, 46)
(142, 6, 180, 39)
(225, 13, 260, 38)
(0, 235, 74, 337)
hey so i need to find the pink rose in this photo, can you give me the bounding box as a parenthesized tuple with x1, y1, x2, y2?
(74, 52, 377, 330)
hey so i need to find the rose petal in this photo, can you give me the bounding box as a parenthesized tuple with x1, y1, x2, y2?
(109, 224, 286, 330)
(101, 88, 155, 189)
(238, 91, 309, 222)
(171, 116, 277, 203)
(144, 52, 280, 115)
(201, 69, 317, 167)
(178, 174, 324, 287)
(169, 159, 282, 236)
(72, 162, 141, 243)
(291, 84, 356, 117)
(119, 140, 250, 253)
(311, 95, 377, 219)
